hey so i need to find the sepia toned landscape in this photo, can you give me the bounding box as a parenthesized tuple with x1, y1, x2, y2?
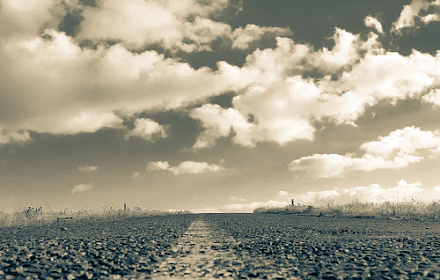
(2, 0, 440, 278)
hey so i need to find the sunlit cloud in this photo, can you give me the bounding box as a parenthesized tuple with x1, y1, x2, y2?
(289, 127, 440, 178)
(147, 160, 224, 175)
(71, 183, 92, 195)
(392, 0, 440, 32)
(128, 118, 167, 142)
(364, 15, 384, 34)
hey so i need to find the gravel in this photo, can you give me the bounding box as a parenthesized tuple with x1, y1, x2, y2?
(1, 213, 440, 279)
(0, 215, 195, 279)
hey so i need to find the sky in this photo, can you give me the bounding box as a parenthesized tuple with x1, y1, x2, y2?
(1, 0, 440, 213)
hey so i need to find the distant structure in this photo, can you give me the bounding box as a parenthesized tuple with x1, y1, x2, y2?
(291, 199, 295, 206)
(124, 203, 127, 210)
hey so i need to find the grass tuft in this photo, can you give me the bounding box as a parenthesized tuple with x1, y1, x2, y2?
(253, 200, 440, 221)
(0, 207, 192, 228)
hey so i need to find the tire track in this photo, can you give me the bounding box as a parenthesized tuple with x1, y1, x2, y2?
(152, 219, 244, 279)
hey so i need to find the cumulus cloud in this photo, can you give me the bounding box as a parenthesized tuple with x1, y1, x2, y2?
(423, 89, 440, 106)
(71, 183, 92, 194)
(316, 28, 362, 71)
(2, 0, 440, 150)
(0, 28, 249, 136)
(0, 0, 58, 37)
(147, 160, 223, 175)
(296, 180, 434, 205)
(231, 24, 292, 50)
(393, 0, 430, 31)
(190, 104, 255, 148)
(289, 127, 440, 178)
(0, 0, 262, 138)
(190, 33, 375, 148)
(146, 161, 171, 171)
(421, 13, 440, 24)
(78, 165, 98, 172)
(392, 0, 440, 32)
(364, 16, 384, 34)
(77, 0, 233, 51)
(128, 118, 167, 142)
(191, 28, 440, 148)
(76, 0, 293, 53)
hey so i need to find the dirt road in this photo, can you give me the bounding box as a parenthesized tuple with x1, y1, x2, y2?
(2, 214, 440, 279)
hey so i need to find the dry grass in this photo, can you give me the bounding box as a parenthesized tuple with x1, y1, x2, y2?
(254, 200, 440, 220)
(0, 207, 191, 228)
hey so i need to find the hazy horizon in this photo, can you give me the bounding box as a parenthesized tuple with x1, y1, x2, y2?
(1, 0, 440, 213)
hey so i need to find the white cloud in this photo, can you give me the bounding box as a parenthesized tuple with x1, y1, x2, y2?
(128, 118, 167, 142)
(296, 180, 430, 205)
(78, 165, 98, 173)
(190, 104, 254, 148)
(0, 0, 57, 37)
(289, 127, 440, 178)
(423, 89, 440, 106)
(421, 13, 440, 24)
(0, 28, 248, 136)
(392, 0, 430, 32)
(71, 183, 92, 194)
(364, 16, 384, 34)
(0, 128, 30, 145)
(315, 28, 361, 71)
(189, 24, 440, 149)
(277, 191, 290, 197)
(146, 160, 223, 175)
(170, 161, 223, 175)
(147, 161, 171, 171)
(231, 24, 292, 50)
(77, 0, 236, 52)
(78, 0, 182, 49)
(2, 2, 440, 149)
(392, 0, 440, 32)
(289, 154, 355, 179)
(57, 112, 124, 135)
(331, 50, 440, 102)
(191, 74, 369, 148)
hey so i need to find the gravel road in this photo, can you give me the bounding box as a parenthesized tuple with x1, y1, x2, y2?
(2, 214, 440, 279)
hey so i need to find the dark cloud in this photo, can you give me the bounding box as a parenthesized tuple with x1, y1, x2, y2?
(58, 9, 84, 37)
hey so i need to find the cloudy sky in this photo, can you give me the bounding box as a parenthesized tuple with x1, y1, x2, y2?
(1, 0, 440, 213)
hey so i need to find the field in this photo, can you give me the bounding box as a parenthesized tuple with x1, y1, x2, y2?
(2, 213, 440, 279)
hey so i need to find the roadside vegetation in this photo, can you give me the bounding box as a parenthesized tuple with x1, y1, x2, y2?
(0, 206, 191, 228)
(254, 200, 440, 221)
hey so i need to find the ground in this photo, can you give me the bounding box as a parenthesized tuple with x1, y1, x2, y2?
(1, 214, 440, 279)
